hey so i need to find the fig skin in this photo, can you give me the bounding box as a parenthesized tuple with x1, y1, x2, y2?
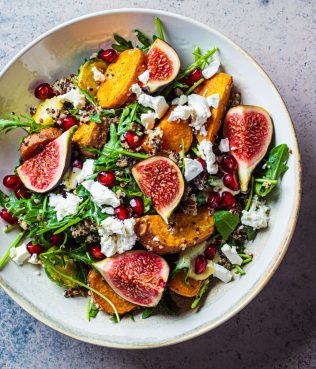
(223, 105, 273, 192)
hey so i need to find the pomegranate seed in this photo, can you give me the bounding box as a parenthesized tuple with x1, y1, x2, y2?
(3, 175, 22, 191)
(222, 191, 236, 209)
(130, 196, 144, 216)
(194, 255, 207, 274)
(204, 245, 217, 260)
(0, 209, 18, 225)
(99, 49, 118, 63)
(89, 245, 105, 260)
(184, 68, 203, 85)
(220, 154, 238, 174)
(123, 130, 142, 150)
(50, 233, 65, 246)
(34, 83, 54, 100)
(61, 115, 78, 131)
(196, 157, 207, 170)
(98, 171, 116, 187)
(207, 191, 221, 209)
(223, 173, 240, 191)
(27, 242, 42, 255)
(115, 205, 130, 220)
(15, 187, 31, 199)
(72, 159, 83, 169)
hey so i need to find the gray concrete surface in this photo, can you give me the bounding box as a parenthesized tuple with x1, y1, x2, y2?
(0, 1, 315, 368)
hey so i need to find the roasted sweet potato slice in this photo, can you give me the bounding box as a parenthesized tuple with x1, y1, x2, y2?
(88, 270, 136, 315)
(168, 270, 202, 297)
(195, 73, 233, 142)
(142, 107, 193, 154)
(72, 121, 109, 157)
(78, 59, 108, 97)
(20, 127, 62, 161)
(97, 49, 146, 108)
(135, 207, 214, 254)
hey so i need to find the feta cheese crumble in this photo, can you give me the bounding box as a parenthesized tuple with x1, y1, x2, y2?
(82, 180, 120, 208)
(198, 140, 218, 174)
(184, 158, 204, 181)
(141, 112, 156, 130)
(138, 70, 150, 84)
(221, 244, 243, 265)
(91, 66, 106, 82)
(49, 193, 82, 221)
(168, 105, 193, 122)
(57, 87, 86, 109)
(98, 217, 137, 257)
(213, 263, 232, 283)
(206, 93, 220, 109)
(171, 94, 188, 106)
(202, 60, 220, 79)
(10, 244, 30, 265)
(241, 195, 269, 229)
(187, 94, 211, 136)
(218, 138, 230, 153)
(138, 93, 169, 118)
(77, 159, 95, 183)
(28, 253, 39, 265)
(131, 83, 142, 97)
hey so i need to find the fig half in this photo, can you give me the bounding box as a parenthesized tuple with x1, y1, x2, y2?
(132, 156, 184, 223)
(144, 39, 180, 93)
(223, 105, 273, 192)
(94, 250, 170, 307)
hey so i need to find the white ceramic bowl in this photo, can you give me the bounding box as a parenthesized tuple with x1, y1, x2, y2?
(0, 9, 301, 348)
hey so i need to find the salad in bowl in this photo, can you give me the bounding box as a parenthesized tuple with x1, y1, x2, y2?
(0, 17, 290, 322)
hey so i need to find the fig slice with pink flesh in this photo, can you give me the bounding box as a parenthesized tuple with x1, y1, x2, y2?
(17, 126, 77, 193)
(93, 250, 170, 307)
(132, 156, 184, 223)
(223, 105, 273, 192)
(143, 38, 180, 93)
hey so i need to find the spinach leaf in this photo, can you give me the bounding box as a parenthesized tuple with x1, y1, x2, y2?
(112, 33, 133, 52)
(255, 144, 290, 197)
(214, 210, 240, 240)
(246, 225, 258, 241)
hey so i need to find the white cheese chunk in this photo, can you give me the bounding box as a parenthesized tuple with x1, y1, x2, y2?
(218, 138, 230, 153)
(202, 60, 220, 79)
(206, 93, 220, 109)
(131, 83, 142, 97)
(10, 244, 30, 265)
(91, 66, 106, 82)
(241, 195, 269, 229)
(213, 263, 232, 283)
(171, 95, 188, 106)
(82, 180, 120, 208)
(138, 93, 169, 118)
(98, 217, 137, 257)
(138, 70, 150, 84)
(221, 244, 243, 265)
(141, 112, 156, 130)
(102, 207, 115, 215)
(49, 193, 82, 221)
(28, 253, 39, 265)
(168, 105, 193, 122)
(57, 87, 86, 109)
(198, 140, 218, 174)
(184, 158, 204, 181)
(187, 94, 211, 136)
(76, 159, 95, 184)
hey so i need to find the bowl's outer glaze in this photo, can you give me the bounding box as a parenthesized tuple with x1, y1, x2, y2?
(0, 9, 301, 348)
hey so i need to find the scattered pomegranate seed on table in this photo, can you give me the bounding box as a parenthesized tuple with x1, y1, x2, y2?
(89, 245, 105, 260)
(99, 49, 118, 63)
(34, 83, 54, 100)
(223, 173, 240, 191)
(130, 196, 144, 216)
(123, 130, 142, 150)
(50, 233, 65, 246)
(221, 191, 236, 209)
(114, 205, 130, 220)
(98, 171, 116, 187)
(0, 209, 18, 225)
(26, 242, 43, 255)
(3, 175, 22, 191)
(61, 115, 78, 131)
(194, 255, 207, 274)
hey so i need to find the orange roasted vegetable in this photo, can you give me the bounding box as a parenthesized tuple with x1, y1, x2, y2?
(168, 270, 202, 297)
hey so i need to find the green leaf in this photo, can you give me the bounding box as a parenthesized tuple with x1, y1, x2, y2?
(255, 144, 290, 197)
(154, 16, 165, 41)
(112, 33, 133, 52)
(142, 308, 155, 319)
(191, 279, 209, 309)
(134, 29, 152, 48)
(214, 210, 240, 240)
(0, 114, 49, 135)
(246, 226, 257, 241)
(90, 113, 102, 123)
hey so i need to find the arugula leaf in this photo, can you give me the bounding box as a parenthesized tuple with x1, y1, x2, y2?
(134, 29, 152, 48)
(191, 278, 209, 309)
(154, 16, 165, 41)
(87, 299, 99, 321)
(90, 113, 102, 123)
(0, 114, 49, 134)
(255, 144, 290, 197)
(142, 308, 155, 319)
(214, 210, 240, 240)
(112, 33, 133, 52)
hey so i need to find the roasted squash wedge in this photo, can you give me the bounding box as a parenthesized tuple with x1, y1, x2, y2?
(168, 270, 202, 297)
(195, 73, 233, 142)
(97, 49, 146, 108)
(142, 107, 193, 154)
(72, 121, 109, 157)
(134, 207, 214, 254)
(88, 270, 136, 315)
(78, 59, 108, 97)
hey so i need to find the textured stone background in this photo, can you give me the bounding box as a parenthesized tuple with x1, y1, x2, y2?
(0, 1, 315, 368)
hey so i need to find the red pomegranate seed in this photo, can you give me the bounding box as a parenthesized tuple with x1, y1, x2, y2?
(89, 245, 105, 260)
(0, 209, 18, 225)
(184, 68, 203, 85)
(207, 191, 221, 209)
(72, 159, 83, 169)
(130, 196, 144, 216)
(3, 175, 22, 191)
(99, 49, 118, 63)
(15, 188, 31, 199)
(194, 255, 207, 274)
(204, 245, 217, 260)
(223, 173, 240, 191)
(220, 154, 238, 174)
(196, 157, 207, 170)
(34, 83, 54, 100)
(222, 191, 236, 209)
(50, 233, 65, 246)
(26, 242, 42, 255)
(98, 171, 116, 187)
(123, 130, 142, 150)
(114, 205, 130, 220)
(61, 115, 78, 131)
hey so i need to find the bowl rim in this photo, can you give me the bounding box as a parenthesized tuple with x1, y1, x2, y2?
(0, 7, 302, 349)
